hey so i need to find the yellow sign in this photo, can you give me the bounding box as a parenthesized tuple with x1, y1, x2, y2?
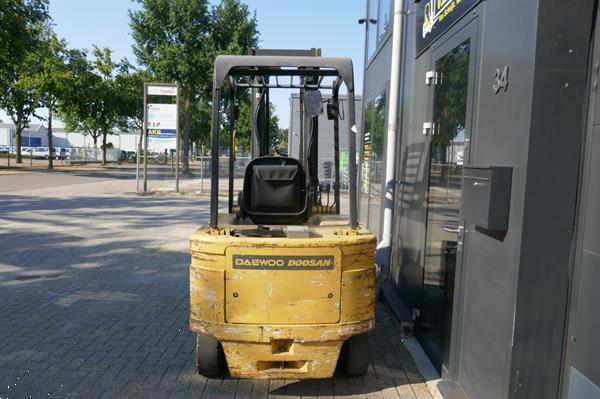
(423, 0, 464, 38)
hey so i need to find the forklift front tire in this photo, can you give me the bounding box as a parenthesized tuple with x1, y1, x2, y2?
(341, 333, 370, 377)
(195, 333, 225, 377)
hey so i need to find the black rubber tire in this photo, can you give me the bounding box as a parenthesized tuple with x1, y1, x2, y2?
(195, 333, 225, 377)
(340, 333, 370, 377)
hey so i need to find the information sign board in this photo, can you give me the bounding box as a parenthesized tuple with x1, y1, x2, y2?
(147, 85, 178, 96)
(146, 103, 177, 149)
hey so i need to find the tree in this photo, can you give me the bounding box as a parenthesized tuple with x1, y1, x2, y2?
(190, 99, 212, 153)
(60, 46, 131, 165)
(130, 0, 258, 173)
(229, 99, 283, 154)
(267, 104, 285, 151)
(276, 128, 288, 153)
(0, 0, 48, 68)
(29, 30, 87, 169)
(0, 0, 49, 163)
(113, 62, 152, 155)
(0, 52, 42, 163)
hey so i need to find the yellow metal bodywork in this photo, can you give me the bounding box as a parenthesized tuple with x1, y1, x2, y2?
(189, 218, 376, 379)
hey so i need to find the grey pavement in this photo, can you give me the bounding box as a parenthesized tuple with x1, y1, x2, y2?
(0, 168, 433, 398)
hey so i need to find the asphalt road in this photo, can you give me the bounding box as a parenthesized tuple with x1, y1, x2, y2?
(0, 168, 433, 398)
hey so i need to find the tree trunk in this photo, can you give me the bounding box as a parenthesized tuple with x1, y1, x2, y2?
(15, 125, 23, 164)
(181, 90, 193, 174)
(102, 131, 107, 165)
(47, 105, 53, 170)
(92, 133, 98, 147)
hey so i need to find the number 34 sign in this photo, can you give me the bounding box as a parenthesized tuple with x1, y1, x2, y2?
(493, 65, 509, 94)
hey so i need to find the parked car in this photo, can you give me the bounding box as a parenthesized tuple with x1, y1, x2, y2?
(31, 147, 51, 159)
(126, 151, 136, 161)
(0, 146, 8, 154)
(54, 147, 67, 160)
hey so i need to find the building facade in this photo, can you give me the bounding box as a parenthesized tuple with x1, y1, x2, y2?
(360, 0, 600, 397)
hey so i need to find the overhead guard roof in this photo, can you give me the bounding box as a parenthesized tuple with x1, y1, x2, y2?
(212, 55, 355, 92)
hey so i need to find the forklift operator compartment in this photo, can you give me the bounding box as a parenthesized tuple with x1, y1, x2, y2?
(189, 49, 376, 380)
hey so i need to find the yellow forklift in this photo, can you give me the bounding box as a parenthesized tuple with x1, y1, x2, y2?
(189, 49, 376, 379)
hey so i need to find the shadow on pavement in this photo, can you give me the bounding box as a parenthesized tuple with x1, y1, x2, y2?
(0, 192, 430, 398)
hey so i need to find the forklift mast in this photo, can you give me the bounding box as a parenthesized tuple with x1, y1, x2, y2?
(210, 50, 358, 228)
(249, 48, 321, 159)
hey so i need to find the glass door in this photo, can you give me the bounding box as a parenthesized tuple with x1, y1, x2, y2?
(418, 38, 472, 372)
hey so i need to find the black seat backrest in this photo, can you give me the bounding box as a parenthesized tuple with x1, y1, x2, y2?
(242, 156, 308, 225)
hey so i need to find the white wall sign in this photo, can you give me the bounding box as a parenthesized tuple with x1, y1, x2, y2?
(147, 85, 178, 96)
(146, 103, 177, 150)
(146, 103, 177, 138)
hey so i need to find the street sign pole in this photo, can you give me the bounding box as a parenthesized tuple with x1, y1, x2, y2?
(200, 145, 204, 193)
(135, 136, 140, 191)
(175, 83, 180, 193)
(28, 129, 32, 166)
(143, 83, 148, 193)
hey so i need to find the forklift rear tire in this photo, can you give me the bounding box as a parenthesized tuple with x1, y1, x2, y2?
(340, 333, 370, 376)
(195, 333, 225, 377)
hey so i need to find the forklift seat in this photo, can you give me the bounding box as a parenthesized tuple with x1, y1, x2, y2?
(241, 156, 308, 225)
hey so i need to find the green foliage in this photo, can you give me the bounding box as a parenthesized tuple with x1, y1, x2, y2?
(0, 0, 48, 68)
(0, 50, 42, 132)
(58, 46, 140, 164)
(268, 104, 284, 151)
(210, 0, 258, 58)
(130, 0, 259, 171)
(130, 0, 212, 97)
(190, 99, 212, 146)
(277, 128, 289, 152)
(0, 0, 49, 163)
(220, 95, 283, 154)
(432, 42, 469, 157)
(114, 62, 153, 132)
(233, 92, 252, 151)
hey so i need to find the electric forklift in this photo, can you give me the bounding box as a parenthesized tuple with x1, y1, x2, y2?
(189, 49, 376, 379)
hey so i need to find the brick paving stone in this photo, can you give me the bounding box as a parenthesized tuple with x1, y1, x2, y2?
(250, 379, 269, 398)
(0, 170, 437, 399)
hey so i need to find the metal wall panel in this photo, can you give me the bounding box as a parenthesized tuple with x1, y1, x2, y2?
(455, 0, 538, 397)
(572, 250, 600, 389)
(565, 21, 600, 395)
(582, 126, 600, 254)
(509, 0, 596, 397)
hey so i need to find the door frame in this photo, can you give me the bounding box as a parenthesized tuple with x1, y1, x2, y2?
(418, 10, 481, 379)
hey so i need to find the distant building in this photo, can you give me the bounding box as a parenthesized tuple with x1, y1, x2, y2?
(0, 123, 141, 151)
(288, 93, 362, 189)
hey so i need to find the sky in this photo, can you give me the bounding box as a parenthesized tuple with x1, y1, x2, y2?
(2, 0, 368, 130)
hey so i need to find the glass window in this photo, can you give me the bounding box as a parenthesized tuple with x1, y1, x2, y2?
(366, 0, 392, 61)
(420, 39, 471, 371)
(367, 92, 386, 235)
(378, 0, 392, 43)
(360, 102, 375, 226)
(366, 0, 379, 60)
(359, 91, 387, 234)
